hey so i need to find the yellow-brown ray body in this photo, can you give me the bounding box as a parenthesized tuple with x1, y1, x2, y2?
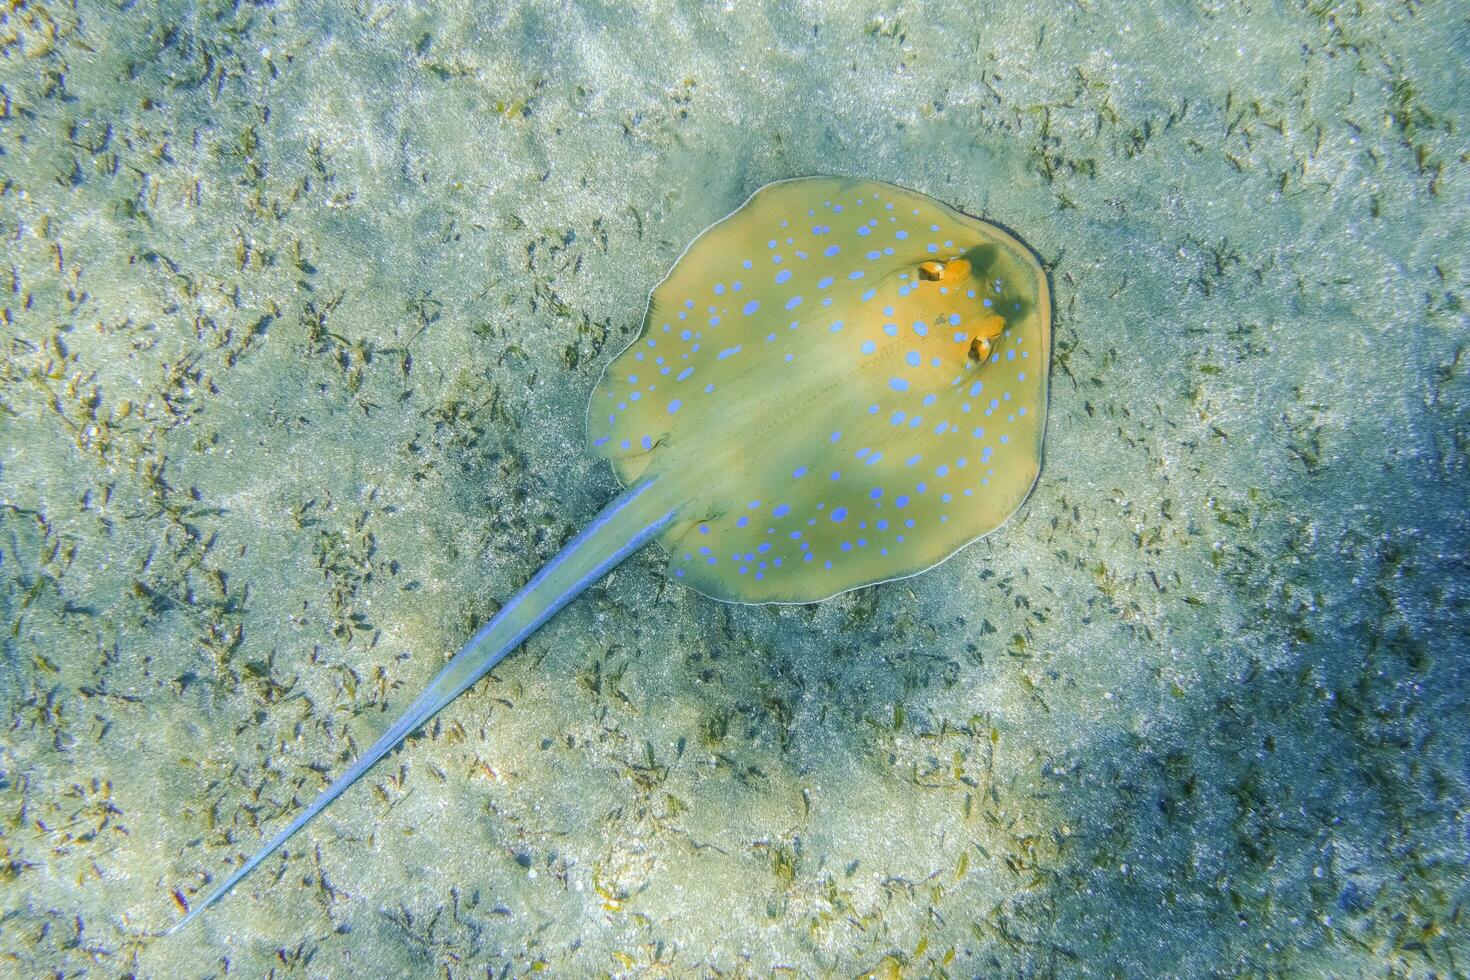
(590, 177, 1050, 602)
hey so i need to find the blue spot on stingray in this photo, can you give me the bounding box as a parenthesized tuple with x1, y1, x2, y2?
(896, 230, 909, 240)
(889, 377, 909, 392)
(862, 288, 876, 301)
(857, 226, 871, 236)
(775, 269, 793, 284)
(818, 276, 834, 289)
(829, 320, 844, 333)
(772, 504, 791, 518)
(905, 351, 921, 367)
(743, 300, 760, 315)
(785, 296, 803, 310)
(824, 245, 841, 257)
(668, 399, 682, 413)
(861, 340, 876, 355)
(717, 346, 742, 360)
(869, 488, 884, 500)
(848, 270, 865, 280)
(831, 507, 848, 522)
(793, 466, 808, 478)
(641, 436, 653, 449)
(714, 283, 726, 295)
(830, 430, 842, 442)
(736, 515, 749, 528)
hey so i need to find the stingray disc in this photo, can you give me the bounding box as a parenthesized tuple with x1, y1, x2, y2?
(587, 177, 1050, 603)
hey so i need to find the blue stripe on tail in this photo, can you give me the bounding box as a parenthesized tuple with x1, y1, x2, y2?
(169, 478, 673, 934)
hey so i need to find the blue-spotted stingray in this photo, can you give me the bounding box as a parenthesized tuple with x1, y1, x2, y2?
(170, 176, 1051, 932)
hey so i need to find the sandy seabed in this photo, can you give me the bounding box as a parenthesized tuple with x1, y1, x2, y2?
(1, 1, 1466, 976)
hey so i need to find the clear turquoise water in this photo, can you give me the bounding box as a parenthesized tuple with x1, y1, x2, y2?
(1, 1, 1465, 975)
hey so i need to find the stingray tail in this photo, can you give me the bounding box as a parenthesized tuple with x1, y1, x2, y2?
(168, 477, 675, 934)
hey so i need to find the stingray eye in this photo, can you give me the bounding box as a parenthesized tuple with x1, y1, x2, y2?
(939, 258, 971, 284)
(968, 314, 1005, 362)
(918, 258, 972, 284)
